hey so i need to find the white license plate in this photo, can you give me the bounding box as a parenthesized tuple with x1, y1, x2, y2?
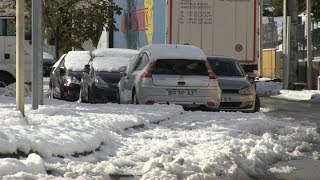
(222, 97, 232, 102)
(168, 89, 194, 96)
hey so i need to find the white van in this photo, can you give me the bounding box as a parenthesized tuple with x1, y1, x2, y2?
(0, 16, 55, 87)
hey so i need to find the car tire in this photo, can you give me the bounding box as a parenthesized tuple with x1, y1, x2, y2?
(79, 90, 84, 103)
(253, 95, 261, 112)
(0, 73, 15, 88)
(88, 86, 93, 103)
(60, 86, 65, 100)
(132, 91, 139, 105)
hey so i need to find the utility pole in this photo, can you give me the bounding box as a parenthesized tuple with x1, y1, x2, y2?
(258, 0, 263, 77)
(287, 0, 299, 88)
(283, 0, 287, 55)
(32, 0, 43, 109)
(16, 0, 25, 116)
(306, 0, 312, 89)
(282, 0, 287, 89)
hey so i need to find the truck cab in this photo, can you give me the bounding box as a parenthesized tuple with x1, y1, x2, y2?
(0, 16, 33, 87)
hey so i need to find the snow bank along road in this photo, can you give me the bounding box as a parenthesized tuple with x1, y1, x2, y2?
(0, 96, 320, 179)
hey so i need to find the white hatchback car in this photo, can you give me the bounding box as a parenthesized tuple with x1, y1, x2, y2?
(118, 44, 221, 110)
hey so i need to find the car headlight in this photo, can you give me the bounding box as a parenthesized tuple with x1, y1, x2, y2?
(65, 76, 80, 85)
(95, 76, 110, 88)
(238, 86, 254, 95)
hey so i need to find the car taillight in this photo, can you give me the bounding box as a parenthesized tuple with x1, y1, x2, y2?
(205, 61, 217, 79)
(141, 62, 156, 78)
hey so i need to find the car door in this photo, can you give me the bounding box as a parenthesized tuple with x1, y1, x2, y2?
(119, 53, 143, 103)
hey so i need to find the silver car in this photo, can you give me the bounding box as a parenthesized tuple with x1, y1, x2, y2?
(118, 44, 221, 110)
(207, 56, 260, 112)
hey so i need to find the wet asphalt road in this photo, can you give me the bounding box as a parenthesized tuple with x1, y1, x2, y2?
(260, 97, 320, 127)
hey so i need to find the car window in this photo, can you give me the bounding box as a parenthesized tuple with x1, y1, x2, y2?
(52, 55, 66, 72)
(153, 59, 208, 76)
(132, 53, 146, 71)
(136, 53, 149, 71)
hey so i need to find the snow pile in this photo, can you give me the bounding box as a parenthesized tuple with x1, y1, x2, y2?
(276, 90, 320, 101)
(0, 154, 46, 177)
(0, 83, 31, 97)
(0, 98, 184, 156)
(256, 79, 282, 96)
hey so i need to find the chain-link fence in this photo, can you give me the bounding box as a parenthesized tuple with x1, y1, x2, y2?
(262, 16, 320, 60)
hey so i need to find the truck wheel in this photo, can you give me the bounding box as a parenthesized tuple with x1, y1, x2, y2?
(0, 73, 15, 88)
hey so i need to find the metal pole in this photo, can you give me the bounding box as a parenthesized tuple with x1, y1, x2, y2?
(283, 0, 287, 53)
(284, 16, 291, 89)
(32, 0, 39, 109)
(282, 0, 287, 89)
(16, 0, 25, 116)
(39, 0, 44, 105)
(258, 0, 263, 77)
(306, 0, 312, 90)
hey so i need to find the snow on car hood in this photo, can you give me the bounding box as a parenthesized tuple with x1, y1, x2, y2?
(218, 76, 251, 90)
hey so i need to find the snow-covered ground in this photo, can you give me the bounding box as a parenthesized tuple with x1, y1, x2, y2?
(0, 79, 319, 179)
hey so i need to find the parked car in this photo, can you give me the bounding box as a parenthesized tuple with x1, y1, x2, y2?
(118, 44, 221, 110)
(79, 48, 138, 103)
(207, 56, 260, 112)
(43, 52, 55, 77)
(49, 51, 91, 101)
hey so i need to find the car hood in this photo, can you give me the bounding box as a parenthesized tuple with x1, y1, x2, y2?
(218, 76, 251, 90)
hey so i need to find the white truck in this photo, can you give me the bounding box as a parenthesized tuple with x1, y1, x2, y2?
(0, 16, 55, 87)
(166, 0, 259, 71)
(112, 0, 259, 72)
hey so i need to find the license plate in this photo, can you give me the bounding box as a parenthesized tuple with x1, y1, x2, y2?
(222, 97, 232, 102)
(168, 89, 194, 96)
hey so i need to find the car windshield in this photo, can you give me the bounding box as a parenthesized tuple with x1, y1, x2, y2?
(96, 72, 123, 84)
(153, 59, 208, 76)
(207, 57, 245, 77)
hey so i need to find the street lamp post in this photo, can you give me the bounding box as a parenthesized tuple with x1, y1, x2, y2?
(16, 0, 25, 116)
(306, 0, 312, 90)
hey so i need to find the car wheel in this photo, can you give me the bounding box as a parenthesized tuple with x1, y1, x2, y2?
(88, 87, 93, 103)
(117, 89, 120, 104)
(253, 95, 261, 112)
(132, 91, 139, 105)
(0, 73, 15, 88)
(60, 86, 65, 100)
(78, 90, 84, 103)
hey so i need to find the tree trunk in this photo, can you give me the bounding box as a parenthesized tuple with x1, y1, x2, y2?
(55, 27, 60, 59)
(287, 0, 298, 89)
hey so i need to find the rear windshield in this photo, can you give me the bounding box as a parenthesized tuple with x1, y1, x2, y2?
(153, 59, 208, 76)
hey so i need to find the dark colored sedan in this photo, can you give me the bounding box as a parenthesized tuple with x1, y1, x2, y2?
(79, 48, 138, 103)
(207, 56, 260, 112)
(49, 51, 92, 101)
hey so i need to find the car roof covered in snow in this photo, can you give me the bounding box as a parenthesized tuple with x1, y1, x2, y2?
(140, 44, 207, 61)
(91, 48, 138, 72)
(64, 51, 91, 71)
(92, 48, 138, 58)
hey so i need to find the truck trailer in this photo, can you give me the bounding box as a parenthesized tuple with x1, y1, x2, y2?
(103, 0, 259, 71)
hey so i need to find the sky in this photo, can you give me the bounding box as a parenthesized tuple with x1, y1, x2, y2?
(0, 79, 319, 179)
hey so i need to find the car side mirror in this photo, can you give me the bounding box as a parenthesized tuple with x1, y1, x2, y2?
(246, 72, 256, 83)
(83, 64, 90, 74)
(119, 66, 127, 76)
(59, 67, 66, 76)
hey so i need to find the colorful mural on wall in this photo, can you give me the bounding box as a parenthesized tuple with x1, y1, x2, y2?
(114, 0, 165, 49)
